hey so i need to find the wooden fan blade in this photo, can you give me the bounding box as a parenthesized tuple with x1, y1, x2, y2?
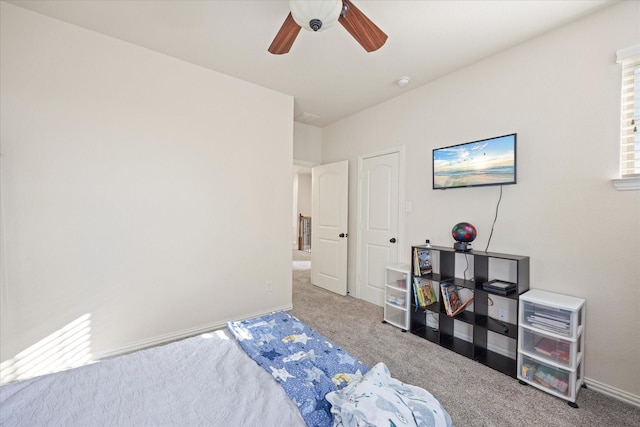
(268, 13, 302, 55)
(338, 0, 387, 52)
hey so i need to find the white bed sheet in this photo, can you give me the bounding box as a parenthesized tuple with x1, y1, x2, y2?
(0, 329, 306, 427)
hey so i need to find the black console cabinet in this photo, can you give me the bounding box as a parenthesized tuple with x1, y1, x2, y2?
(410, 245, 529, 378)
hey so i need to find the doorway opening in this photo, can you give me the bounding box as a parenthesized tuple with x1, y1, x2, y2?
(293, 164, 313, 271)
(297, 214, 312, 253)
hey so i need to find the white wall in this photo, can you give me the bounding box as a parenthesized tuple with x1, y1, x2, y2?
(0, 2, 294, 372)
(297, 174, 312, 217)
(294, 122, 322, 166)
(322, 2, 640, 399)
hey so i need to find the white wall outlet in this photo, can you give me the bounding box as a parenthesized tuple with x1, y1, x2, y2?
(266, 281, 273, 292)
(498, 308, 507, 321)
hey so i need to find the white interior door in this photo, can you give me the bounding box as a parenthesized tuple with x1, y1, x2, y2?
(311, 160, 349, 295)
(358, 151, 400, 306)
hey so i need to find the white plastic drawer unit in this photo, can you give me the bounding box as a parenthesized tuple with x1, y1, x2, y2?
(517, 289, 586, 406)
(383, 264, 411, 331)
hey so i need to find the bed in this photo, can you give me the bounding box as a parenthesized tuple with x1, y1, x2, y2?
(0, 311, 452, 427)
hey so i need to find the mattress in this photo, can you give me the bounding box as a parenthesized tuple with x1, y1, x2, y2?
(0, 329, 305, 426)
(1, 312, 452, 427)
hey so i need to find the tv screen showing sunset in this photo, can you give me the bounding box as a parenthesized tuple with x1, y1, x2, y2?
(433, 134, 516, 189)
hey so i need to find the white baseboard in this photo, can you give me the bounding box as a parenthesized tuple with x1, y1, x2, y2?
(94, 304, 293, 360)
(584, 377, 640, 408)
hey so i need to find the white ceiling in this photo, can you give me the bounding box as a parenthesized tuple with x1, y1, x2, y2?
(8, 0, 616, 127)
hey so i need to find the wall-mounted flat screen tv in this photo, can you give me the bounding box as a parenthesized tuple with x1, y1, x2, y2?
(433, 133, 517, 190)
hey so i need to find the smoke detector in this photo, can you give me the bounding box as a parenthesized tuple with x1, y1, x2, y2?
(397, 77, 410, 87)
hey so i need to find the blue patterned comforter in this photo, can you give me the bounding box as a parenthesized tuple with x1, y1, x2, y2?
(228, 312, 369, 427)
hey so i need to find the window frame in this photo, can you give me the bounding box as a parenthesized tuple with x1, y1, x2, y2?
(613, 45, 640, 191)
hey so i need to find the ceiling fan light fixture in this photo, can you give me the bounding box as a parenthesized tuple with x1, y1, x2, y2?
(289, 0, 343, 32)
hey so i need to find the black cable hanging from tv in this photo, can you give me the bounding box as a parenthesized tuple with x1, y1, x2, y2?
(484, 185, 503, 252)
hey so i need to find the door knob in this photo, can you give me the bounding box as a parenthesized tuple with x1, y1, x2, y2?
(390, 238, 397, 243)
(339, 233, 345, 238)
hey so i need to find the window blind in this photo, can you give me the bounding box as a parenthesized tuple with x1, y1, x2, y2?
(617, 46, 640, 178)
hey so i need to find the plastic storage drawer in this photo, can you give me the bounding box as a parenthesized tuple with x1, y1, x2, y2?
(519, 354, 582, 400)
(519, 327, 582, 369)
(520, 300, 581, 339)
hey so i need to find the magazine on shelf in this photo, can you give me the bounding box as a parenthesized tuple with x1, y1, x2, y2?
(413, 247, 432, 276)
(440, 284, 474, 316)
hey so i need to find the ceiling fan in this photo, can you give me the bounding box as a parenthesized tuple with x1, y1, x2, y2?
(268, 0, 387, 55)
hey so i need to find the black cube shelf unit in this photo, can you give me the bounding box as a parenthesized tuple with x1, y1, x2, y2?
(410, 245, 529, 378)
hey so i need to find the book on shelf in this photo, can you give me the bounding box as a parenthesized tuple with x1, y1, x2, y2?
(440, 284, 474, 316)
(413, 247, 432, 276)
(413, 277, 437, 308)
(441, 284, 450, 314)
